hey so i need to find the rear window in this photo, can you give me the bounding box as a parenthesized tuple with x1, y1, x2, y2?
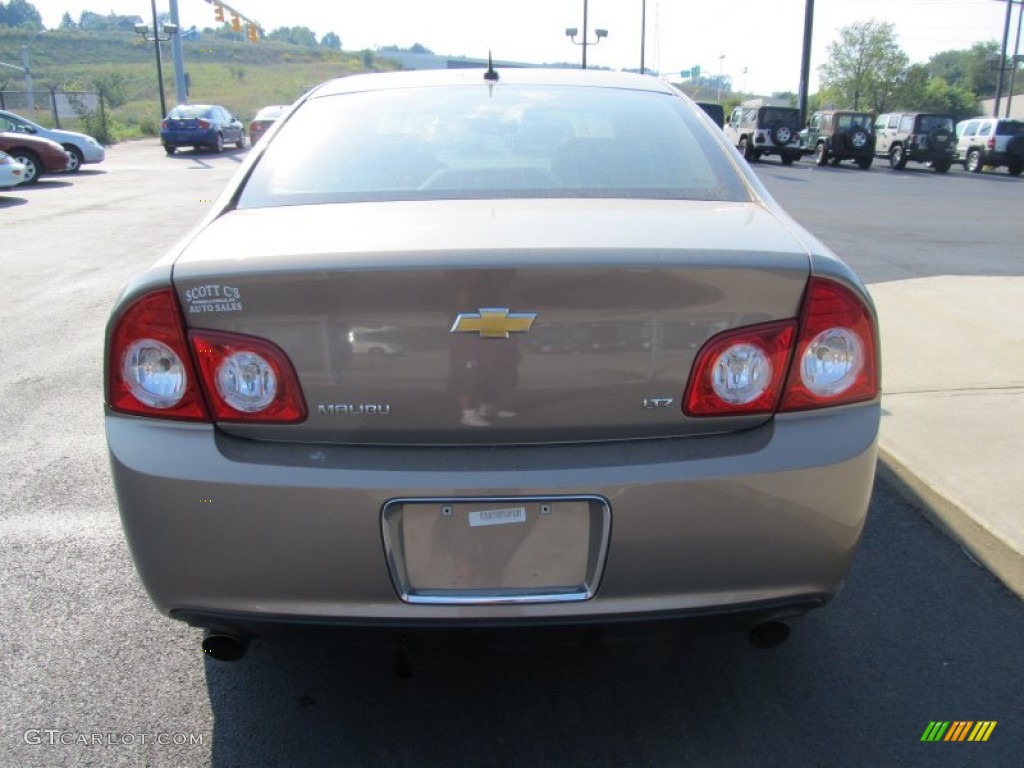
(837, 114, 872, 131)
(168, 106, 212, 119)
(918, 115, 954, 132)
(996, 120, 1024, 136)
(759, 107, 798, 126)
(237, 84, 750, 208)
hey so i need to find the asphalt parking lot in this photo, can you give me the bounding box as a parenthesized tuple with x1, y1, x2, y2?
(1, 139, 1022, 768)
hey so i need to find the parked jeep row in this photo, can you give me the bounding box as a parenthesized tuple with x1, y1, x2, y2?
(722, 102, 1023, 177)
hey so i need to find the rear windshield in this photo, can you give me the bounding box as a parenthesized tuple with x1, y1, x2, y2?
(168, 106, 212, 119)
(237, 84, 750, 208)
(918, 115, 954, 132)
(760, 107, 798, 126)
(996, 120, 1024, 136)
(837, 114, 873, 131)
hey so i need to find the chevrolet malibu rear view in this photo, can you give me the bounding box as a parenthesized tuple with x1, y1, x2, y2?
(105, 69, 880, 661)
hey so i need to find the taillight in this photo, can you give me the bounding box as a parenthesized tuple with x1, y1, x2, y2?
(108, 289, 208, 421)
(684, 322, 796, 416)
(190, 330, 306, 422)
(987, 136, 996, 150)
(779, 277, 878, 411)
(160, 120, 168, 130)
(197, 119, 211, 129)
(108, 289, 307, 423)
(684, 277, 878, 417)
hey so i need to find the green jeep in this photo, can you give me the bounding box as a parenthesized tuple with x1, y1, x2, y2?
(800, 110, 875, 170)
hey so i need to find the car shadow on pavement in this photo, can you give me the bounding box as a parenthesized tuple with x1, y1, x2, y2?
(20, 180, 74, 191)
(0, 194, 28, 207)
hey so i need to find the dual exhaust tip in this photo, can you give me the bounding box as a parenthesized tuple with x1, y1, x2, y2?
(200, 620, 791, 661)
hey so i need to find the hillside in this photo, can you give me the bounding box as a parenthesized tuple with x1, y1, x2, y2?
(0, 28, 398, 140)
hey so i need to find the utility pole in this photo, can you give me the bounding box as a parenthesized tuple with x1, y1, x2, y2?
(799, 0, 814, 125)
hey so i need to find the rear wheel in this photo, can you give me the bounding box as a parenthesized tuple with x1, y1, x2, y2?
(211, 133, 224, 153)
(738, 136, 755, 160)
(889, 145, 907, 170)
(236, 134, 247, 149)
(932, 159, 952, 174)
(966, 149, 983, 173)
(11, 150, 41, 184)
(814, 142, 828, 166)
(856, 156, 873, 170)
(63, 145, 84, 173)
(780, 152, 798, 166)
(164, 144, 176, 155)
(1008, 162, 1023, 177)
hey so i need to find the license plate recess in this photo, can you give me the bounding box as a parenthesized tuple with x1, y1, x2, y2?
(381, 496, 610, 605)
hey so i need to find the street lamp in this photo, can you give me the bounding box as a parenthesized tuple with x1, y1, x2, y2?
(22, 29, 46, 113)
(565, 0, 608, 69)
(717, 54, 726, 102)
(134, 0, 179, 120)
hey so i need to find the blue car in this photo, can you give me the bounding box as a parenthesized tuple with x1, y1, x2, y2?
(160, 104, 246, 155)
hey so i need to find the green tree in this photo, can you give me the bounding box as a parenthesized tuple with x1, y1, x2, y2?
(321, 31, 341, 51)
(928, 41, 1000, 98)
(266, 25, 318, 47)
(59, 11, 76, 29)
(819, 20, 909, 113)
(0, 0, 43, 28)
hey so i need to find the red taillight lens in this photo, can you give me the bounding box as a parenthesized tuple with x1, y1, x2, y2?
(160, 120, 168, 130)
(684, 321, 797, 416)
(779, 277, 879, 411)
(987, 136, 996, 150)
(190, 330, 306, 423)
(683, 277, 879, 417)
(108, 289, 209, 421)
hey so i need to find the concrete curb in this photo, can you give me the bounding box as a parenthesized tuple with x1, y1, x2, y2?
(877, 448, 1024, 599)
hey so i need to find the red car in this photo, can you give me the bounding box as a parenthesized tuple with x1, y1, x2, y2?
(0, 131, 70, 184)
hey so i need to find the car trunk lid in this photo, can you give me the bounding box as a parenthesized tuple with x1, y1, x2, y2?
(172, 199, 811, 445)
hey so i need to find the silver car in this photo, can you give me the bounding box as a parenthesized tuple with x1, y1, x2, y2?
(105, 69, 880, 661)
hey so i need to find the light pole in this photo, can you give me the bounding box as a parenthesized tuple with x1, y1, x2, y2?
(640, 0, 646, 75)
(717, 54, 725, 102)
(21, 30, 46, 113)
(565, 0, 608, 70)
(135, 0, 179, 120)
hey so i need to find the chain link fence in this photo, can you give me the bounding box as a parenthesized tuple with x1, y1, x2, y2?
(0, 89, 109, 142)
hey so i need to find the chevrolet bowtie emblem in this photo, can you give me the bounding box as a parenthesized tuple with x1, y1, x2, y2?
(451, 308, 537, 339)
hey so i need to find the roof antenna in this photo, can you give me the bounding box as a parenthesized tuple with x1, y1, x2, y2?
(484, 51, 499, 81)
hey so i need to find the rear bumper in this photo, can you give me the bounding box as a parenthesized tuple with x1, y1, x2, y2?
(107, 403, 879, 627)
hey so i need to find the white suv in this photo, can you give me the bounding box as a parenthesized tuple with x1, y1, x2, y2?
(954, 117, 1024, 175)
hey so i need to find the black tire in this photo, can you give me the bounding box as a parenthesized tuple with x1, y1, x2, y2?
(966, 149, 983, 173)
(780, 152, 797, 166)
(236, 134, 247, 149)
(1007, 162, 1023, 177)
(738, 136, 754, 161)
(211, 133, 224, 153)
(932, 159, 952, 173)
(889, 145, 907, 170)
(11, 149, 41, 184)
(928, 127, 953, 153)
(164, 144, 176, 155)
(844, 128, 870, 151)
(856, 156, 873, 170)
(814, 142, 828, 166)
(1006, 135, 1024, 159)
(63, 145, 84, 173)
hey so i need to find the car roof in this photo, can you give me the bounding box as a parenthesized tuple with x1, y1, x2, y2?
(309, 68, 679, 99)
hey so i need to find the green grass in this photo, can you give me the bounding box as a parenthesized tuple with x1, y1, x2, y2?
(0, 28, 398, 142)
